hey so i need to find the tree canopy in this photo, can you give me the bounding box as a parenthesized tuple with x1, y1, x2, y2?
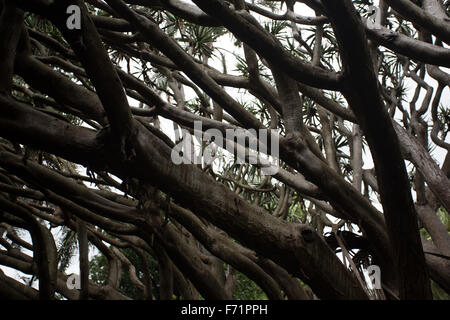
(0, 0, 449, 300)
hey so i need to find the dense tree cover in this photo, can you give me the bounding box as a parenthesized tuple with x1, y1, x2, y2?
(89, 248, 271, 299)
(0, 0, 449, 300)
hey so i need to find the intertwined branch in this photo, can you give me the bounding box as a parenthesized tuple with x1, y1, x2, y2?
(0, 0, 449, 300)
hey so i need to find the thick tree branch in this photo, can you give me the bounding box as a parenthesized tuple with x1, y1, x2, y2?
(322, 0, 432, 299)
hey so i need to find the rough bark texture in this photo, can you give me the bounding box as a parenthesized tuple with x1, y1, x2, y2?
(0, 0, 448, 300)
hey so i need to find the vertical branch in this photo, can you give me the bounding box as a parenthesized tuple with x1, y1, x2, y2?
(270, 65, 326, 161)
(312, 21, 340, 172)
(223, 265, 237, 298)
(352, 124, 363, 193)
(0, 195, 57, 300)
(136, 248, 154, 300)
(153, 243, 174, 300)
(0, 0, 24, 94)
(334, 230, 371, 298)
(322, 0, 432, 299)
(77, 220, 89, 300)
(43, 0, 135, 156)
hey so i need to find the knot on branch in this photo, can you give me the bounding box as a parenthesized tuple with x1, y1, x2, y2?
(284, 132, 305, 151)
(300, 228, 315, 243)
